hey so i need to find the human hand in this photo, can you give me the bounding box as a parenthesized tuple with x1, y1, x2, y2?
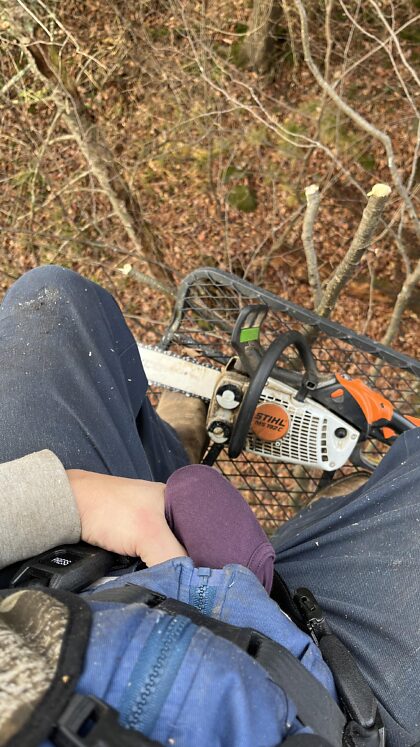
(66, 470, 187, 566)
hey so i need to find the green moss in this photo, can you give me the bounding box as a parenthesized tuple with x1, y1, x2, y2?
(230, 38, 249, 69)
(10, 170, 34, 187)
(223, 165, 248, 183)
(357, 153, 376, 172)
(318, 106, 359, 152)
(226, 184, 258, 212)
(212, 136, 235, 156)
(285, 121, 303, 135)
(149, 26, 170, 41)
(182, 61, 202, 78)
(245, 125, 270, 146)
(400, 26, 420, 43)
(191, 147, 210, 166)
(277, 118, 307, 160)
(262, 163, 285, 184)
(17, 87, 49, 104)
(318, 108, 337, 143)
(279, 181, 304, 207)
(213, 42, 230, 60)
(298, 97, 321, 115)
(346, 83, 361, 101)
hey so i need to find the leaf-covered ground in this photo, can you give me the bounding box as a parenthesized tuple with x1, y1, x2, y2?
(1, 0, 419, 360)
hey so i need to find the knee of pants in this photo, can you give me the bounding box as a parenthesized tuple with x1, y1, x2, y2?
(2, 265, 91, 308)
(6, 264, 84, 296)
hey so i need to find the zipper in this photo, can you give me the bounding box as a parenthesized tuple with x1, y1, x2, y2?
(119, 614, 195, 735)
(196, 568, 210, 613)
(190, 568, 215, 616)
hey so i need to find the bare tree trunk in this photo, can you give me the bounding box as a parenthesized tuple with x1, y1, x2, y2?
(245, 0, 283, 72)
(4, 4, 174, 287)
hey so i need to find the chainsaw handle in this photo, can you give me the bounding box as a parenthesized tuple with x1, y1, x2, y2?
(228, 331, 320, 459)
(390, 411, 419, 433)
(231, 304, 269, 376)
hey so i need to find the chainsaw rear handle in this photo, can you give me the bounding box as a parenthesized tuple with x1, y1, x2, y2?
(231, 304, 314, 389)
(388, 410, 419, 433)
(331, 373, 420, 440)
(228, 331, 320, 459)
(231, 304, 269, 376)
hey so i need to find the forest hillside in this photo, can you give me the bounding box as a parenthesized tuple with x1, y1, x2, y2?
(1, 1, 419, 354)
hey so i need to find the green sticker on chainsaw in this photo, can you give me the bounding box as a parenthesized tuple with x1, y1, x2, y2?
(239, 326, 260, 343)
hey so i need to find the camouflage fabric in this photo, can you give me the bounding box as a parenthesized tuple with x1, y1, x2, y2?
(0, 590, 67, 746)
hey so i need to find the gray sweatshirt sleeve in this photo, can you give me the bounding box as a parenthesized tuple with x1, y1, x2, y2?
(0, 450, 81, 569)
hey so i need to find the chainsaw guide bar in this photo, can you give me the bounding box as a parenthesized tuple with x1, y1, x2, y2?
(138, 344, 219, 401)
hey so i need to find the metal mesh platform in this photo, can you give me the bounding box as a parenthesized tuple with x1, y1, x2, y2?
(157, 268, 420, 535)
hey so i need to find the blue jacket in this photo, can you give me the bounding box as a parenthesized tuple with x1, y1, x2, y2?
(42, 558, 337, 747)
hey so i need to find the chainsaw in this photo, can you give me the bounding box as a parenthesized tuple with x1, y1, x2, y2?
(139, 305, 420, 473)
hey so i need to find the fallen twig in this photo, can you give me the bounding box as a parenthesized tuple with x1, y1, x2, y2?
(118, 264, 176, 298)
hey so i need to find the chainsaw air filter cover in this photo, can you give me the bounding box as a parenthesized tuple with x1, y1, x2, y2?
(246, 378, 359, 471)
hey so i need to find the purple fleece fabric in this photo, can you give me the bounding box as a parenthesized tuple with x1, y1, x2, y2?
(164, 464, 275, 592)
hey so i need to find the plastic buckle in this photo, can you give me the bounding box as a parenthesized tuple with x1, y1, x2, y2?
(10, 543, 120, 592)
(294, 587, 330, 643)
(344, 712, 385, 747)
(141, 587, 167, 608)
(54, 693, 161, 746)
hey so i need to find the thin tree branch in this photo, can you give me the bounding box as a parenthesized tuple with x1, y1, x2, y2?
(302, 184, 322, 307)
(366, 0, 420, 88)
(4, 2, 175, 287)
(0, 63, 30, 94)
(331, 15, 419, 89)
(316, 183, 392, 318)
(382, 258, 420, 346)
(362, 255, 376, 335)
(292, 0, 420, 242)
(281, 0, 298, 73)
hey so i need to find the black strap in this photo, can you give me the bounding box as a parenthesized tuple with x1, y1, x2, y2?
(271, 569, 308, 632)
(53, 694, 163, 747)
(8, 543, 129, 593)
(51, 694, 350, 747)
(320, 635, 377, 728)
(273, 576, 383, 739)
(294, 587, 382, 736)
(92, 584, 346, 747)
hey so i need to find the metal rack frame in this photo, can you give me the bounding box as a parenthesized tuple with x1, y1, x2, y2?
(158, 268, 420, 534)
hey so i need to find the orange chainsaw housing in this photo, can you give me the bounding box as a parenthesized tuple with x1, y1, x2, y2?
(336, 373, 420, 439)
